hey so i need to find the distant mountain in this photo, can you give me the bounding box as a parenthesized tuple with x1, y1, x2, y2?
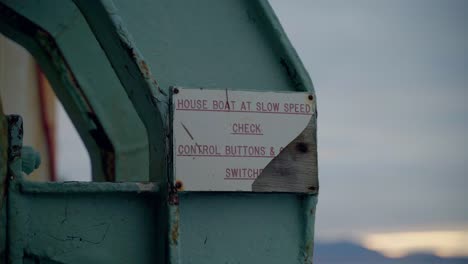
(313, 241, 468, 264)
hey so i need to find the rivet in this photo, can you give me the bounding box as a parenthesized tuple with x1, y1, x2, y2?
(175, 180, 183, 190)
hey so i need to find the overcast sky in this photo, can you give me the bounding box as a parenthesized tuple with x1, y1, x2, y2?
(268, 0, 468, 240)
(58, 0, 468, 243)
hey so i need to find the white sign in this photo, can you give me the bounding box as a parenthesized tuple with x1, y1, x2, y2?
(172, 88, 314, 192)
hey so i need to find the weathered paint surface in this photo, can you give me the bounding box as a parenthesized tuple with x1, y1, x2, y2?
(91, 1, 318, 262)
(1, 115, 161, 263)
(178, 193, 304, 263)
(0, 0, 149, 182)
(109, 0, 313, 94)
(0, 0, 318, 263)
(6, 115, 23, 181)
(6, 115, 25, 263)
(8, 180, 162, 264)
(73, 0, 169, 185)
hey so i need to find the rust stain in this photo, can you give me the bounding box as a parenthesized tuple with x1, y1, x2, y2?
(139, 60, 150, 78)
(168, 183, 179, 205)
(303, 240, 313, 264)
(119, 38, 166, 101)
(171, 217, 179, 245)
(168, 193, 179, 205)
(175, 180, 183, 191)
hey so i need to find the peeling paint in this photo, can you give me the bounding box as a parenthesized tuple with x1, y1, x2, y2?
(170, 217, 179, 245)
(6, 115, 22, 163)
(168, 184, 179, 206)
(168, 203, 180, 262)
(134, 182, 155, 192)
(252, 109, 318, 193)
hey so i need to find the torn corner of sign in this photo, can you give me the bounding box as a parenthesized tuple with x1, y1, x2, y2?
(171, 87, 318, 193)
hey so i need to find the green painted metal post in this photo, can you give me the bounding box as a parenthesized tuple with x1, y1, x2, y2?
(0, 1, 319, 263)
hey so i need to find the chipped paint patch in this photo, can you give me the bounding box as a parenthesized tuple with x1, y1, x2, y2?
(168, 203, 181, 262)
(135, 182, 156, 192)
(171, 218, 179, 245)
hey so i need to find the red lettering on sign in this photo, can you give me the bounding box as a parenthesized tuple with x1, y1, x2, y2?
(225, 168, 263, 179)
(225, 145, 266, 156)
(231, 123, 263, 135)
(256, 102, 280, 112)
(283, 103, 311, 114)
(177, 144, 275, 158)
(176, 99, 208, 110)
(212, 100, 236, 111)
(177, 144, 221, 155)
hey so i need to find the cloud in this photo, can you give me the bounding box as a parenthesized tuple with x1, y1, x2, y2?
(270, 0, 468, 239)
(362, 229, 468, 258)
